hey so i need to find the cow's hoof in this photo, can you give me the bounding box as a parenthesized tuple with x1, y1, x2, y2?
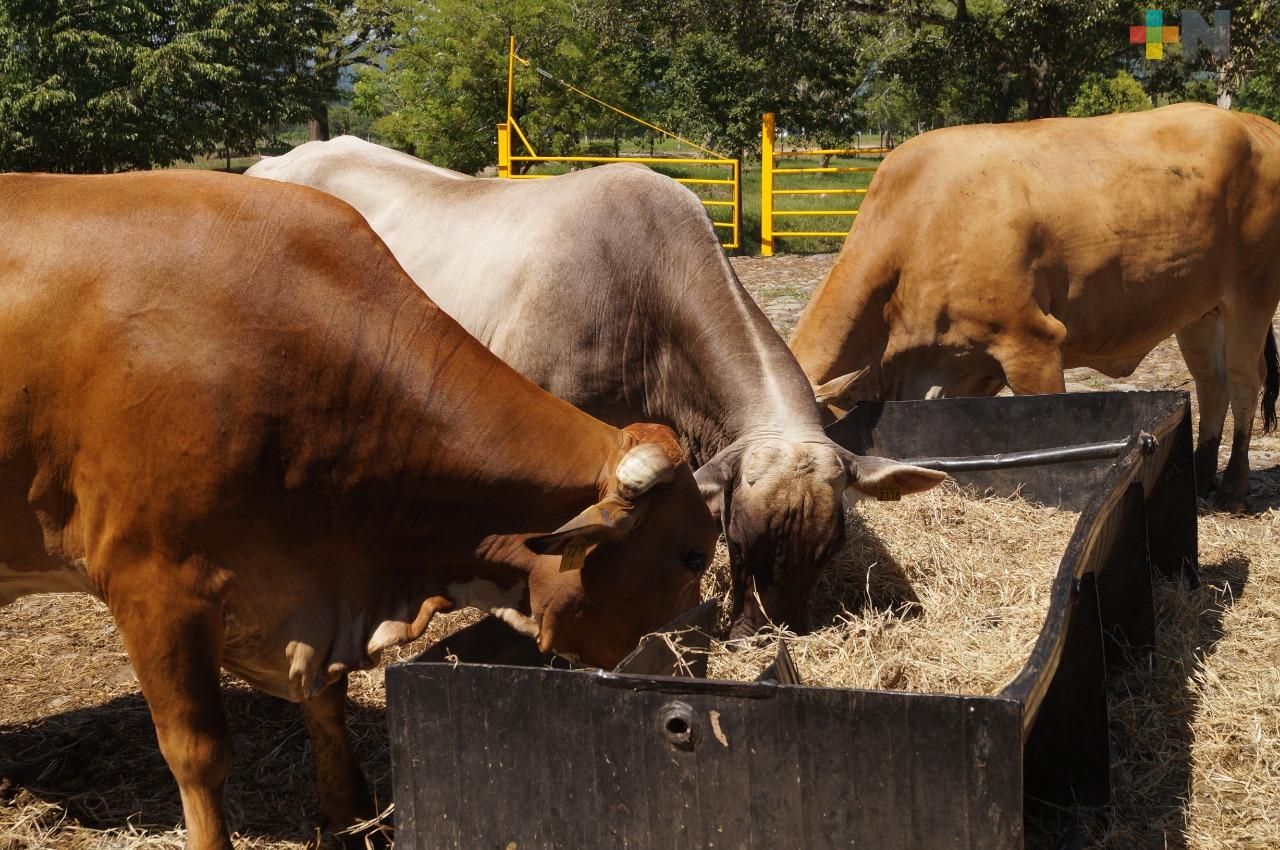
(1195, 476, 1218, 498)
(1212, 491, 1248, 514)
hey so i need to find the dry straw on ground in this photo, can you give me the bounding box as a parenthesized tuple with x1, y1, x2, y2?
(702, 482, 1077, 695)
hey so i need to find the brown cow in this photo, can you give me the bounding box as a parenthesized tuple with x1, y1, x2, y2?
(790, 103, 1280, 510)
(0, 171, 716, 849)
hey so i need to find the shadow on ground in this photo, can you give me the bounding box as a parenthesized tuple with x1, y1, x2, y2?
(1244, 464, 1280, 513)
(0, 686, 392, 846)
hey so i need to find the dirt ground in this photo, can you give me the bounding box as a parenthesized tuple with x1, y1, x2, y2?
(2, 253, 1279, 849)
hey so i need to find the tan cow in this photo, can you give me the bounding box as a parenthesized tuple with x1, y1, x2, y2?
(0, 171, 716, 849)
(247, 139, 945, 637)
(790, 103, 1280, 510)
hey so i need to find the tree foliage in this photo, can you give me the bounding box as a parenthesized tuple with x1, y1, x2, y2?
(0, 0, 359, 172)
(5, 0, 1280, 174)
(588, 1, 876, 153)
(880, 0, 1142, 124)
(352, 0, 621, 174)
(1067, 71, 1152, 116)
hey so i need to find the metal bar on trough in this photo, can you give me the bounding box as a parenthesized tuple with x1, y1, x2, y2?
(903, 436, 1133, 473)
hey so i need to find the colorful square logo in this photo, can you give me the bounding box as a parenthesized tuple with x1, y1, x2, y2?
(1131, 9, 1180, 59)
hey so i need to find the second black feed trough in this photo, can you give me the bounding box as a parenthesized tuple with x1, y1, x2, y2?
(387, 391, 1198, 849)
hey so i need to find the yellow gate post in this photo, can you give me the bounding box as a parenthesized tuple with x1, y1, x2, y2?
(761, 112, 889, 254)
(761, 112, 775, 257)
(496, 123, 511, 178)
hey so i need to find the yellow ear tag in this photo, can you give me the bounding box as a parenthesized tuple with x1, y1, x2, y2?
(559, 541, 587, 572)
(877, 484, 901, 502)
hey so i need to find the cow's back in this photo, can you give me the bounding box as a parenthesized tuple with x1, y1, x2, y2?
(0, 171, 450, 590)
(250, 144, 730, 418)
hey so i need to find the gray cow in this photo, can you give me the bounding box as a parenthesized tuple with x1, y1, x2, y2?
(248, 138, 944, 635)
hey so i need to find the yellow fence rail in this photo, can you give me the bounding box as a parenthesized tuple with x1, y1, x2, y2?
(760, 112, 891, 257)
(497, 37, 740, 250)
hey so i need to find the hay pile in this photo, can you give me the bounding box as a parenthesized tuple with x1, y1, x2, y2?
(701, 482, 1078, 695)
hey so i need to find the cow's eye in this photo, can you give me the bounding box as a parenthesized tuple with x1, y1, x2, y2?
(682, 550, 707, 573)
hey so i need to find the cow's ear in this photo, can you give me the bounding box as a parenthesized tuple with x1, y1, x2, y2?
(694, 444, 743, 521)
(524, 496, 639, 559)
(841, 451, 946, 502)
(813, 367, 871, 408)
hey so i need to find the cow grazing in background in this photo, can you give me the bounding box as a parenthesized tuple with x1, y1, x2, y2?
(789, 103, 1280, 511)
(0, 171, 716, 850)
(248, 141, 945, 637)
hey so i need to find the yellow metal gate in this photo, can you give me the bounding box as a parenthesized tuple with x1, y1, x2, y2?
(759, 112, 890, 257)
(496, 38, 740, 250)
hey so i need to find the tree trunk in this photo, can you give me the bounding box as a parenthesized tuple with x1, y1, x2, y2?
(309, 102, 330, 142)
(1217, 66, 1234, 109)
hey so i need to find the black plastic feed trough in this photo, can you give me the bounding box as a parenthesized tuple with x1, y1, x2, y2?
(387, 391, 1197, 850)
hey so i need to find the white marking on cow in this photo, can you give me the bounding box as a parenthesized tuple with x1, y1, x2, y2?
(447, 578, 538, 638)
(368, 618, 409, 653)
(616, 442, 675, 498)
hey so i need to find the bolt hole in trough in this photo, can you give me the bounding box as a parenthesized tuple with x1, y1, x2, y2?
(658, 700, 696, 749)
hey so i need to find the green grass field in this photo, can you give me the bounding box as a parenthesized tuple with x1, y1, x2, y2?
(170, 154, 261, 174)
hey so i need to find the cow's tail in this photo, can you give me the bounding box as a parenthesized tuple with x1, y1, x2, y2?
(1263, 328, 1279, 433)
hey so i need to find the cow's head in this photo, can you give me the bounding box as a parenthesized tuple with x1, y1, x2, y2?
(523, 424, 717, 669)
(696, 438, 944, 637)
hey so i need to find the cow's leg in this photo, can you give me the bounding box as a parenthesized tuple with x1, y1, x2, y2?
(1175, 313, 1229, 495)
(1218, 305, 1273, 510)
(110, 561, 232, 850)
(299, 674, 375, 840)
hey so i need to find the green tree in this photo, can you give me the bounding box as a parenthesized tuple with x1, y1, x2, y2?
(0, 0, 357, 172)
(1235, 35, 1280, 121)
(877, 0, 1142, 124)
(1067, 70, 1152, 116)
(353, 0, 622, 174)
(588, 0, 876, 155)
(1135, 3, 1280, 113)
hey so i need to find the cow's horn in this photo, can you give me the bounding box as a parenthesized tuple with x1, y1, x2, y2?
(813, 367, 872, 406)
(615, 442, 677, 500)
